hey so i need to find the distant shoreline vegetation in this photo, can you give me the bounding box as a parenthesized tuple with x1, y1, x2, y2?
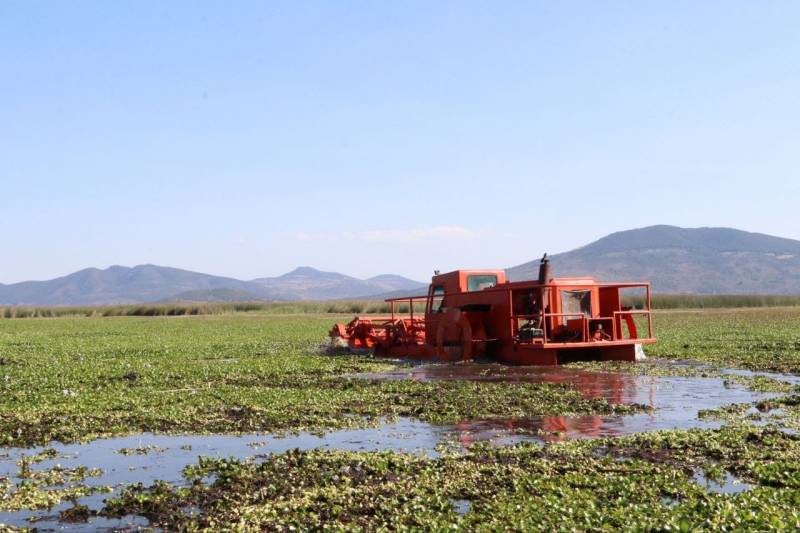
(3, 294, 800, 319)
(626, 294, 800, 310)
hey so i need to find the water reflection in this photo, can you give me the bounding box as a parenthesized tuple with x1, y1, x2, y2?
(358, 360, 788, 441)
(398, 363, 656, 405)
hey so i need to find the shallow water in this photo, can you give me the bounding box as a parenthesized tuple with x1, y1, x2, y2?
(450, 498, 472, 516)
(353, 359, 791, 439)
(719, 366, 800, 385)
(5, 501, 148, 532)
(0, 419, 450, 529)
(692, 470, 753, 495)
(1, 359, 795, 529)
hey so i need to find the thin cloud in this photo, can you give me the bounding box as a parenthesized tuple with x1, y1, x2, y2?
(295, 225, 483, 243)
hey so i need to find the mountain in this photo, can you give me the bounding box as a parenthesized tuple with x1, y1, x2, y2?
(5, 225, 799, 305)
(0, 265, 268, 306)
(250, 267, 426, 300)
(0, 265, 426, 306)
(507, 225, 800, 294)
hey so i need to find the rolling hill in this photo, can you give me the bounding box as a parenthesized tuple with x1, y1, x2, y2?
(3, 225, 799, 306)
(250, 267, 425, 300)
(507, 225, 800, 294)
(0, 265, 425, 306)
(0, 265, 268, 306)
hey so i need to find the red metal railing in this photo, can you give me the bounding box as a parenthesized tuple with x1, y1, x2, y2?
(510, 310, 654, 346)
(385, 282, 655, 347)
(386, 295, 429, 322)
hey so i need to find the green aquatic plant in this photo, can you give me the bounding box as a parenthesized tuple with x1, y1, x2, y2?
(0, 315, 647, 447)
(0, 463, 109, 512)
(647, 308, 800, 373)
(117, 445, 166, 456)
(3, 309, 800, 528)
(98, 425, 800, 531)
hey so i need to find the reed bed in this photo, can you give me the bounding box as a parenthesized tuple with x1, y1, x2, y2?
(0, 300, 426, 319)
(2, 293, 799, 319)
(626, 293, 800, 310)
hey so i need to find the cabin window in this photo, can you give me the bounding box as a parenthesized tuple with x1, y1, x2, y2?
(429, 285, 445, 313)
(467, 274, 497, 292)
(560, 289, 592, 324)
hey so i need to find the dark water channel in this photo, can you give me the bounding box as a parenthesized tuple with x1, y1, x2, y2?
(1, 358, 795, 530)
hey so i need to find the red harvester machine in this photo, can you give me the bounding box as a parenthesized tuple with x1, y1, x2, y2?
(329, 256, 655, 365)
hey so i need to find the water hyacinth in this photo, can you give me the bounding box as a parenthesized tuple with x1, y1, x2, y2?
(1, 309, 800, 529)
(98, 426, 800, 531)
(0, 315, 647, 447)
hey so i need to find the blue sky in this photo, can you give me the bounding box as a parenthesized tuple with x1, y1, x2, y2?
(2, 1, 799, 283)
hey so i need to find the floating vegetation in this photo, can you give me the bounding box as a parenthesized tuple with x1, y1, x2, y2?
(59, 503, 91, 523)
(646, 308, 800, 373)
(117, 445, 165, 456)
(2, 310, 800, 528)
(722, 374, 798, 393)
(95, 425, 800, 531)
(0, 462, 108, 512)
(0, 316, 648, 447)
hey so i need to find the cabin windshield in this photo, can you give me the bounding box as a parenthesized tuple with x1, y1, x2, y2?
(560, 289, 592, 324)
(467, 274, 497, 292)
(429, 285, 445, 313)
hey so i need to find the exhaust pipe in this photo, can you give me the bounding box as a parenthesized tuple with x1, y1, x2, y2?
(538, 253, 551, 284)
(535, 253, 551, 330)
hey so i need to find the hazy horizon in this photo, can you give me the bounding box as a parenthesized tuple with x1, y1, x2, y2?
(3, 223, 799, 286)
(3, 2, 799, 283)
